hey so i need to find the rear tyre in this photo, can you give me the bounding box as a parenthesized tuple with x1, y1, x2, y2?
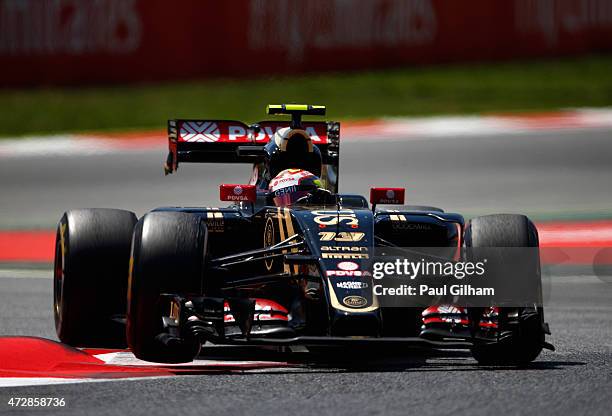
(465, 214, 544, 366)
(127, 212, 207, 363)
(54, 208, 137, 347)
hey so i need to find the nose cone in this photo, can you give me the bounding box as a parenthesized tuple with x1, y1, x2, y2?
(330, 309, 382, 336)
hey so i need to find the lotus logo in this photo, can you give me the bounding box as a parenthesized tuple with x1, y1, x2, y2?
(337, 261, 358, 271)
(343, 295, 367, 308)
(386, 189, 395, 199)
(233, 185, 243, 195)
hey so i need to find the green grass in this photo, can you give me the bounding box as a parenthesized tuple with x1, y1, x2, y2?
(2, 55, 612, 137)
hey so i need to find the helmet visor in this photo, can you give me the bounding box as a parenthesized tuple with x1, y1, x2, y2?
(272, 189, 312, 207)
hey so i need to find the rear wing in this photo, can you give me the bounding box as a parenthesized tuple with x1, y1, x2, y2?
(164, 119, 340, 172)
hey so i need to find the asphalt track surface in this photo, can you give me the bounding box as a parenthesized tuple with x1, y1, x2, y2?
(1, 128, 612, 415)
(0, 275, 610, 416)
(2, 128, 612, 229)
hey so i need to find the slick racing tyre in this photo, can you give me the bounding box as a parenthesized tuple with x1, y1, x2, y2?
(464, 214, 544, 366)
(54, 208, 137, 347)
(126, 212, 207, 363)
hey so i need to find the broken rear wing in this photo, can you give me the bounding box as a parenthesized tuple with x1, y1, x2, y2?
(164, 119, 340, 174)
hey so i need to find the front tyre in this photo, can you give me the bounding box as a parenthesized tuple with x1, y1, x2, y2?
(465, 214, 544, 366)
(126, 212, 207, 363)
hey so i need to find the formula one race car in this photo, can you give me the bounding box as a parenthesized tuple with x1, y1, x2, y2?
(53, 104, 553, 365)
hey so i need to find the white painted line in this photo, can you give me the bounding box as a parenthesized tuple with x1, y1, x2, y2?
(93, 351, 290, 368)
(0, 268, 52, 279)
(0, 353, 293, 388)
(0, 136, 163, 158)
(381, 116, 517, 137)
(0, 375, 178, 388)
(0, 377, 98, 388)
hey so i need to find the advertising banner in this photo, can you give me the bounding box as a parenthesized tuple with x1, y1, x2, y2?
(1, 0, 611, 86)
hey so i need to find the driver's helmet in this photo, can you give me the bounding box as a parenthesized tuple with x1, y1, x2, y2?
(268, 169, 323, 207)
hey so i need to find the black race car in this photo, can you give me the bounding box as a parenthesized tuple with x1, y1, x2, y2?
(53, 104, 553, 365)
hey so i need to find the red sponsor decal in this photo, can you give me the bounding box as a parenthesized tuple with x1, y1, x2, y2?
(370, 188, 405, 205)
(3, 1, 612, 88)
(422, 316, 470, 326)
(220, 184, 256, 202)
(177, 121, 328, 144)
(223, 299, 288, 323)
(179, 121, 248, 143)
(327, 270, 364, 277)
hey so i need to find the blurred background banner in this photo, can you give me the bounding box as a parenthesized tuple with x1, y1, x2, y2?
(1, 0, 612, 87)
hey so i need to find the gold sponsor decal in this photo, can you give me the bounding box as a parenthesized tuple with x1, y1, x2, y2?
(59, 222, 67, 259)
(127, 247, 135, 307)
(276, 207, 287, 273)
(322, 252, 369, 259)
(328, 278, 378, 312)
(312, 210, 358, 227)
(276, 207, 299, 274)
(386, 209, 407, 222)
(206, 207, 224, 232)
(169, 299, 180, 324)
(284, 208, 299, 275)
(343, 295, 368, 308)
(263, 216, 275, 271)
(392, 222, 433, 230)
(318, 231, 365, 242)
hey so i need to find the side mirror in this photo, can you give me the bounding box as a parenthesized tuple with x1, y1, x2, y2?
(220, 184, 257, 202)
(370, 187, 405, 206)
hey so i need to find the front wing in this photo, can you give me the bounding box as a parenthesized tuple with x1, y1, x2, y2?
(159, 294, 548, 351)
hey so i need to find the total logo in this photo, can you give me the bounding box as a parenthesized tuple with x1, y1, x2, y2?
(327, 261, 363, 277)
